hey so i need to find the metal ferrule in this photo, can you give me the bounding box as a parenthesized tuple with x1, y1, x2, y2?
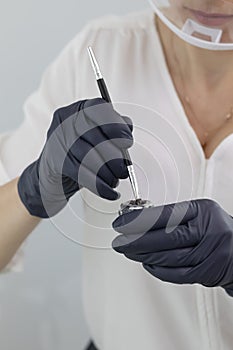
(87, 46, 103, 80)
(127, 165, 140, 200)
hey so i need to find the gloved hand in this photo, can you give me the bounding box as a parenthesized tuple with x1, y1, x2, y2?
(112, 199, 233, 297)
(18, 98, 133, 218)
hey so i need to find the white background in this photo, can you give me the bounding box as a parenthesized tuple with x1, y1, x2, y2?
(0, 1, 146, 349)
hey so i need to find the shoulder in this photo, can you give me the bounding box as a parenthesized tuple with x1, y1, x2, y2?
(83, 10, 153, 32)
(70, 10, 154, 51)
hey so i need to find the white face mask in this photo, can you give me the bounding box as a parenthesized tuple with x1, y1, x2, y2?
(147, 0, 233, 50)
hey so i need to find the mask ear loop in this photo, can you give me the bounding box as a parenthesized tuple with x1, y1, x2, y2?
(182, 19, 223, 43)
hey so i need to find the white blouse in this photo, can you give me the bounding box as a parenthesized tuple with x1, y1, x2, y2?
(1, 9, 233, 350)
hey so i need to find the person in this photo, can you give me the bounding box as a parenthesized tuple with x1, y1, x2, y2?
(1, 1, 233, 349)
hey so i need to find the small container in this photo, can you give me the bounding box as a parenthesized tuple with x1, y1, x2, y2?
(119, 199, 154, 215)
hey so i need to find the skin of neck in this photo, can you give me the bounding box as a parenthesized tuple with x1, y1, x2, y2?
(156, 16, 233, 90)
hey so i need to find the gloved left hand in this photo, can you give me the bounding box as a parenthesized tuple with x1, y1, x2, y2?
(112, 199, 233, 297)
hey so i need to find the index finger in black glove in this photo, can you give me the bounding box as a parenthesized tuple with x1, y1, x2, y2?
(53, 98, 133, 180)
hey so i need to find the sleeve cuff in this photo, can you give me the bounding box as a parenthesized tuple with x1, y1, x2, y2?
(0, 134, 11, 185)
(0, 136, 24, 273)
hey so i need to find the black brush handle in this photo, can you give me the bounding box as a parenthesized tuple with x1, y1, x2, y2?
(97, 78, 132, 166)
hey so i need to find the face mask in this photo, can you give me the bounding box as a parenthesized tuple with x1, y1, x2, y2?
(147, 0, 233, 50)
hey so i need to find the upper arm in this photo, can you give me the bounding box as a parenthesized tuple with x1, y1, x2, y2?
(0, 22, 95, 181)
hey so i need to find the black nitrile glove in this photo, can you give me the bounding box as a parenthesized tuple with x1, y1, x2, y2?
(112, 199, 233, 297)
(18, 98, 133, 218)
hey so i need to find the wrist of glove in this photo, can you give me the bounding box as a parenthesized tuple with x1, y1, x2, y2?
(18, 158, 50, 218)
(112, 199, 233, 297)
(18, 98, 133, 218)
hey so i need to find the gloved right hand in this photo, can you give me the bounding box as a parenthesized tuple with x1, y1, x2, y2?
(18, 98, 133, 218)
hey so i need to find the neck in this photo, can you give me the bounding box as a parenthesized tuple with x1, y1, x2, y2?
(156, 17, 233, 89)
